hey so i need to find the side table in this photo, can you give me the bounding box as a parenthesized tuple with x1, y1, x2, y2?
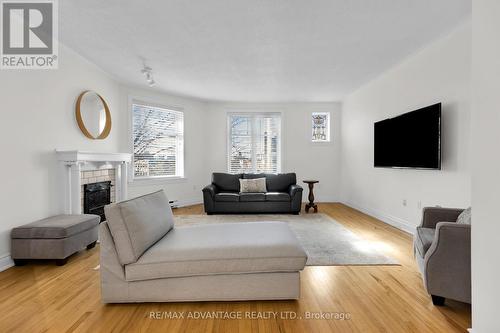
(303, 180, 319, 213)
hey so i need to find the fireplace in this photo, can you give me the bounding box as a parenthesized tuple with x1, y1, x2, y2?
(56, 150, 131, 215)
(83, 181, 112, 222)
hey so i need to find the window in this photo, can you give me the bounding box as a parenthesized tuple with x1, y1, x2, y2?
(228, 113, 281, 174)
(132, 102, 184, 179)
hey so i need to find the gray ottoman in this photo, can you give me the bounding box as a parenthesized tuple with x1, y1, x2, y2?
(11, 214, 100, 266)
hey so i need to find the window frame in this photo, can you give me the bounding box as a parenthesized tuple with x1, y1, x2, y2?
(129, 97, 186, 183)
(226, 111, 283, 174)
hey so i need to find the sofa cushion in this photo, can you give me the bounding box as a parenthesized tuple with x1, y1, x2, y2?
(215, 192, 240, 202)
(457, 207, 471, 225)
(266, 173, 296, 192)
(239, 178, 267, 193)
(265, 192, 290, 202)
(242, 173, 266, 179)
(243, 173, 296, 192)
(212, 173, 242, 192)
(125, 222, 307, 281)
(11, 214, 100, 239)
(240, 193, 266, 201)
(104, 190, 174, 265)
(415, 227, 435, 257)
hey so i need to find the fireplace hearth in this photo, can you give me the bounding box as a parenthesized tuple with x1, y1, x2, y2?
(84, 181, 112, 222)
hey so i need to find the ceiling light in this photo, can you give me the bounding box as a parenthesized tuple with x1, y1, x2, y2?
(141, 65, 155, 87)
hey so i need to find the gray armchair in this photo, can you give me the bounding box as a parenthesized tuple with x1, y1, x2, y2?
(414, 207, 471, 305)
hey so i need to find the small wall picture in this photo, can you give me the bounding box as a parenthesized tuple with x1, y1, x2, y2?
(311, 112, 330, 142)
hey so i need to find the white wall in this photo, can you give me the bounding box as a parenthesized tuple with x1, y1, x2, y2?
(0, 44, 124, 265)
(205, 102, 342, 202)
(119, 86, 208, 206)
(0, 46, 209, 269)
(340, 22, 471, 233)
(471, 1, 500, 332)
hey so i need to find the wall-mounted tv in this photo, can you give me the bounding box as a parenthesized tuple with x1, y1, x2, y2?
(374, 103, 441, 170)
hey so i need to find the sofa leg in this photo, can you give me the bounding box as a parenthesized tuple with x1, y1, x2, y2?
(14, 259, 27, 266)
(293, 212, 299, 215)
(56, 258, 68, 266)
(87, 241, 97, 250)
(431, 295, 445, 306)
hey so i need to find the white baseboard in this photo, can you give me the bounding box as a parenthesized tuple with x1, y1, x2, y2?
(174, 198, 203, 208)
(343, 200, 415, 235)
(314, 195, 338, 203)
(0, 254, 14, 272)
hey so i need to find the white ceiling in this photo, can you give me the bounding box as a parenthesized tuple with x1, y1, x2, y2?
(60, 1, 471, 102)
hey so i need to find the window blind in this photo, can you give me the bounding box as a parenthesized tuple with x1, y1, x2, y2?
(132, 103, 184, 178)
(228, 113, 281, 174)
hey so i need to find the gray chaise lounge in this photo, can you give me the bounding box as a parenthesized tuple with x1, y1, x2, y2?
(100, 190, 308, 303)
(414, 207, 471, 305)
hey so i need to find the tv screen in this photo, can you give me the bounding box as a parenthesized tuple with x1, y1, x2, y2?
(374, 103, 441, 169)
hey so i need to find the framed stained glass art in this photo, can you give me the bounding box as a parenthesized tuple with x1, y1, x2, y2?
(311, 112, 330, 142)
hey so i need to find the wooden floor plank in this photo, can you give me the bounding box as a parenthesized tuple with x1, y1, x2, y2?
(0, 203, 471, 333)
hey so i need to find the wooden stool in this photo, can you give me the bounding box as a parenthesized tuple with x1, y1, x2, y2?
(303, 180, 319, 213)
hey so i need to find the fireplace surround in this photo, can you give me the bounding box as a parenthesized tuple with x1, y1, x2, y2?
(56, 150, 132, 215)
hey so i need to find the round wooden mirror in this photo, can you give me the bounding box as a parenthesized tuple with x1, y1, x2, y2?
(75, 91, 112, 139)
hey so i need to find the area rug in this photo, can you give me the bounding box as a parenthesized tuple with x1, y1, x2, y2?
(174, 213, 398, 266)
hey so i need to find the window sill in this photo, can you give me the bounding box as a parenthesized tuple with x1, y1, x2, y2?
(129, 176, 188, 186)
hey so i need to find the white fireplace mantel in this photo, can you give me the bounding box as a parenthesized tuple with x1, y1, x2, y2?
(56, 150, 132, 214)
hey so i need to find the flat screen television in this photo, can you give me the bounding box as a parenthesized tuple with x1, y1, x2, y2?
(374, 103, 441, 169)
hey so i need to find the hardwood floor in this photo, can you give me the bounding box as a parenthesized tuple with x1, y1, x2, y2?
(0, 203, 471, 333)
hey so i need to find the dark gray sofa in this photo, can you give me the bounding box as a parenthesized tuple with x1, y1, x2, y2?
(203, 173, 303, 214)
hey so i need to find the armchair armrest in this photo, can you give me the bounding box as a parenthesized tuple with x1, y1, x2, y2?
(424, 222, 471, 303)
(202, 184, 218, 198)
(289, 184, 303, 197)
(420, 207, 464, 229)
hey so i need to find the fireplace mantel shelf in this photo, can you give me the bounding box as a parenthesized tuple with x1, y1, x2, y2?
(56, 150, 132, 164)
(56, 150, 132, 214)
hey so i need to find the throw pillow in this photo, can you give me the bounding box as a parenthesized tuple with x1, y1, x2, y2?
(457, 207, 471, 225)
(239, 178, 267, 193)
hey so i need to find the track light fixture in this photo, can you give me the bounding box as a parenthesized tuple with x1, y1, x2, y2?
(141, 65, 155, 87)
